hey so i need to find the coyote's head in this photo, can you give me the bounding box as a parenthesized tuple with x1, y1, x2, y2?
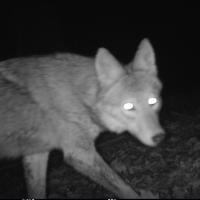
(95, 39, 165, 147)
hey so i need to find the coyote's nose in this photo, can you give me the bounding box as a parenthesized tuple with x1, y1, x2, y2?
(153, 132, 165, 144)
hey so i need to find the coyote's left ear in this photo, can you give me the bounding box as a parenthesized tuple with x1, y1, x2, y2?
(133, 39, 157, 75)
(95, 48, 124, 86)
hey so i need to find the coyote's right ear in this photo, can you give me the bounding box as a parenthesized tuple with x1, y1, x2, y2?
(95, 48, 124, 86)
(132, 38, 157, 75)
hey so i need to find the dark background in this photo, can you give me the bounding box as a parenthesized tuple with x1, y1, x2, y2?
(0, 1, 200, 96)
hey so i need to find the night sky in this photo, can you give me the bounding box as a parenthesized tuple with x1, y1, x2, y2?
(0, 1, 200, 95)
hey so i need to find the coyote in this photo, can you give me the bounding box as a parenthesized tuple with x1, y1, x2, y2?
(0, 39, 165, 199)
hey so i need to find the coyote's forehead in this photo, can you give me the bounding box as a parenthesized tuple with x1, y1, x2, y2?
(102, 73, 161, 107)
(120, 71, 162, 95)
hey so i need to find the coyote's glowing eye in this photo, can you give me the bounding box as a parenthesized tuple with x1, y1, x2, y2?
(124, 103, 134, 110)
(148, 97, 157, 105)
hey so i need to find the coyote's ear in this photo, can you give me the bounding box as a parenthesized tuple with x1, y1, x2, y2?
(95, 48, 124, 86)
(133, 39, 157, 75)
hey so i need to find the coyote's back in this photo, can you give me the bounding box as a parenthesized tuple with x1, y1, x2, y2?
(0, 39, 165, 198)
